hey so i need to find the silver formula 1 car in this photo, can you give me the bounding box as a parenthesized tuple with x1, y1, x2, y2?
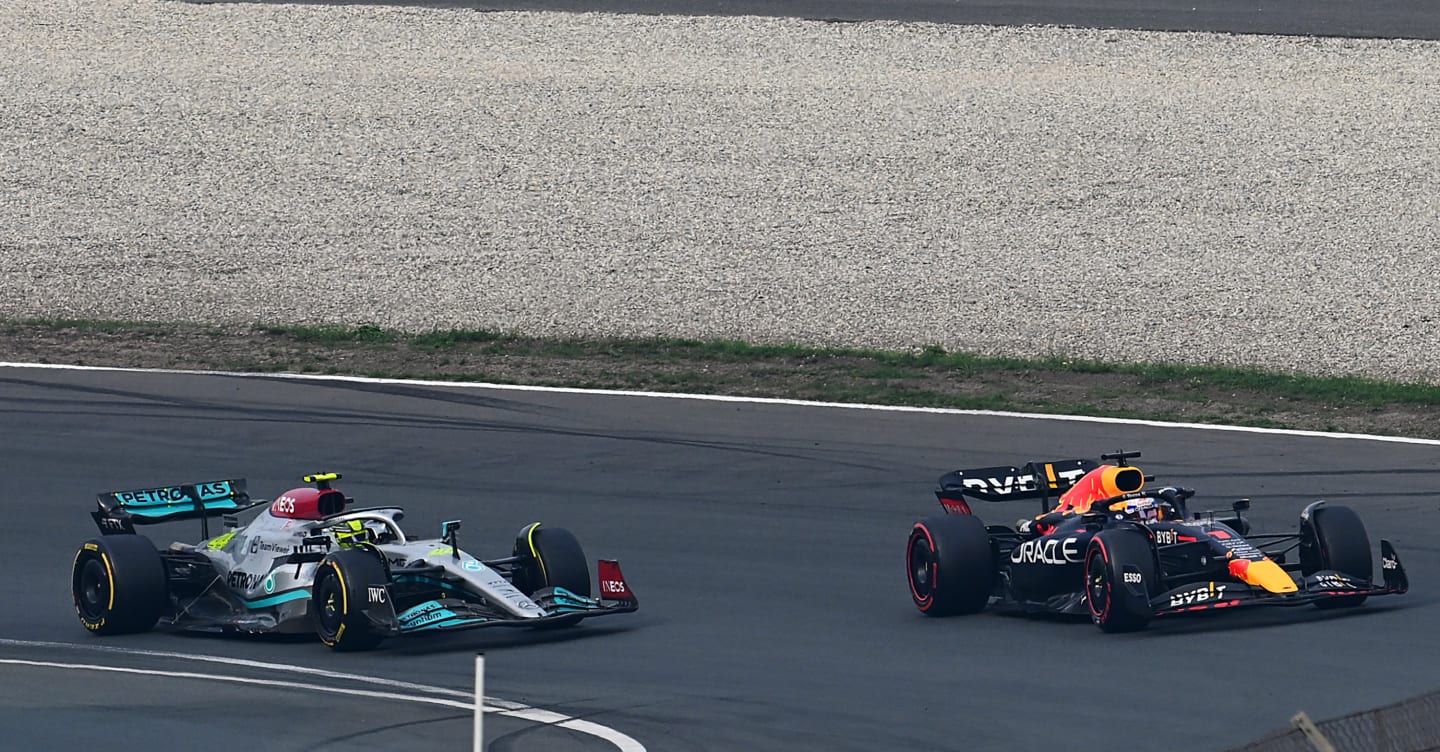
(72, 473, 638, 650)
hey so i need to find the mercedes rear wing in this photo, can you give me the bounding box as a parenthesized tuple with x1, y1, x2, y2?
(93, 479, 257, 539)
(935, 458, 1102, 515)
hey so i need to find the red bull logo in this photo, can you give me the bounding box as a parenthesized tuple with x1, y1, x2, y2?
(1054, 465, 1146, 514)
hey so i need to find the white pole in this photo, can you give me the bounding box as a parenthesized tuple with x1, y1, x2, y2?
(473, 652, 486, 752)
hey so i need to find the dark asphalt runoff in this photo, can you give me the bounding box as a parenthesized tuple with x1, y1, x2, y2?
(2, 367, 1438, 751)
(235, 0, 1440, 40)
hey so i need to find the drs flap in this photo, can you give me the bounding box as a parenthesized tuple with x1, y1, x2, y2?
(96, 479, 249, 523)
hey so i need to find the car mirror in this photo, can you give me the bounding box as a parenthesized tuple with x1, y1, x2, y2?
(441, 519, 462, 560)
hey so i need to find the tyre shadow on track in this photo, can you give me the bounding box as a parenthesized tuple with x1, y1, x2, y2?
(155, 621, 643, 654)
(1139, 601, 1419, 637)
(985, 600, 1423, 637)
(382, 622, 640, 656)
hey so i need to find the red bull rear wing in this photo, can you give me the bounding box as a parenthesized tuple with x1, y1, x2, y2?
(936, 458, 1102, 514)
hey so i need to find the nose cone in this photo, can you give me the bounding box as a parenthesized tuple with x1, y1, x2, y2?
(1228, 557, 1298, 593)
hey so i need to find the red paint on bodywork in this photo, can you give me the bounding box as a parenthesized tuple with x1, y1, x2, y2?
(939, 497, 972, 515)
(270, 487, 345, 520)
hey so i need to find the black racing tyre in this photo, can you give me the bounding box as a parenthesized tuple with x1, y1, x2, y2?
(1300, 504, 1372, 609)
(313, 548, 389, 651)
(906, 515, 993, 616)
(1085, 528, 1157, 633)
(513, 524, 591, 629)
(513, 524, 591, 597)
(71, 535, 167, 636)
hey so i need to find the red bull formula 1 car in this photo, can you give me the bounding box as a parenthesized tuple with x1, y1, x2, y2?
(905, 451, 1409, 632)
(71, 473, 638, 650)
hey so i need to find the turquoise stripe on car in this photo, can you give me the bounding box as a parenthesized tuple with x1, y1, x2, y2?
(403, 615, 489, 633)
(394, 576, 463, 593)
(240, 590, 310, 609)
(125, 501, 241, 517)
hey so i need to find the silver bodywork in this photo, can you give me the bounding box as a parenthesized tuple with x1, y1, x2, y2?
(169, 507, 556, 633)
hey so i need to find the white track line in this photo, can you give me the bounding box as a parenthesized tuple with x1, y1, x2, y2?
(0, 658, 474, 709)
(3, 361, 1439, 446)
(0, 638, 478, 700)
(0, 639, 645, 752)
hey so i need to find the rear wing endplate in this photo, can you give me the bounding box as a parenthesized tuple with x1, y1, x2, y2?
(936, 459, 1100, 514)
(93, 479, 251, 538)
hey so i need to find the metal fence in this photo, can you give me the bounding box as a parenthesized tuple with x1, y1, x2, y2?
(1229, 690, 1440, 752)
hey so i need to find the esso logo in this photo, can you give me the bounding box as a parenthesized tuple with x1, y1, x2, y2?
(272, 496, 297, 514)
(1123, 572, 1143, 584)
(601, 580, 627, 594)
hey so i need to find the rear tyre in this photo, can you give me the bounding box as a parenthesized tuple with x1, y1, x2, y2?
(514, 524, 591, 628)
(906, 515, 993, 616)
(1301, 504, 1372, 609)
(313, 548, 389, 651)
(1085, 528, 1157, 633)
(71, 535, 167, 635)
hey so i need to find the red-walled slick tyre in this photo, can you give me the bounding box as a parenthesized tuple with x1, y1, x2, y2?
(1085, 528, 1157, 633)
(907, 515, 993, 616)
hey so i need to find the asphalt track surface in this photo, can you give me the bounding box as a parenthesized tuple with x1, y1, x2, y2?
(2, 366, 1439, 751)
(236, 0, 1440, 39)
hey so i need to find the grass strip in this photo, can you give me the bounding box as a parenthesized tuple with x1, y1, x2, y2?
(4, 318, 1438, 438)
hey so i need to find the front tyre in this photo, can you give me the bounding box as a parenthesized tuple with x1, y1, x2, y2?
(313, 548, 389, 651)
(906, 515, 993, 616)
(1300, 503, 1372, 609)
(1086, 528, 1157, 633)
(513, 524, 591, 596)
(513, 524, 592, 629)
(72, 535, 167, 635)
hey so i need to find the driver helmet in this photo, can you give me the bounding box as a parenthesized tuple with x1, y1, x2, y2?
(332, 519, 374, 548)
(1122, 496, 1164, 522)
